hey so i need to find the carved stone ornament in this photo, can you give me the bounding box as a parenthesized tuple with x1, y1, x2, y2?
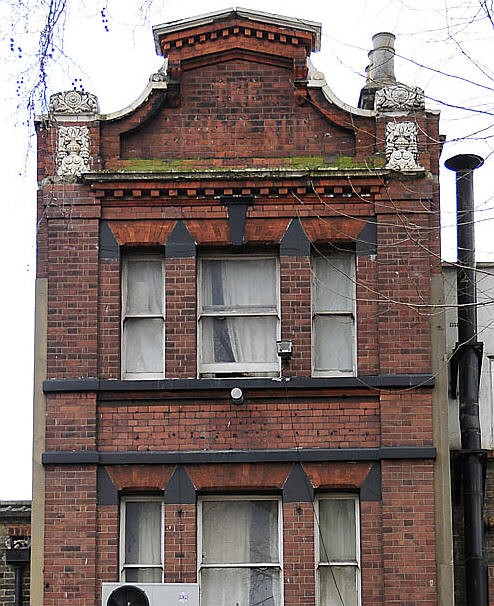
(375, 84, 425, 113)
(49, 91, 99, 114)
(56, 126, 91, 178)
(385, 121, 422, 171)
(150, 62, 168, 83)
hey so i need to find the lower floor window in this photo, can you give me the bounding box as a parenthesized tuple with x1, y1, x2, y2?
(120, 498, 163, 582)
(317, 496, 360, 606)
(199, 497, 282, 606)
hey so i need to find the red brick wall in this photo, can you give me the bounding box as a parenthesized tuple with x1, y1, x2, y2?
(46, 215, 99, 378)
(361, 500, 384, 604)
(164, 504, 196, 583)
(381, 460, 437, 604)
(43, 466, 97, 606)
(97, 397, 381, 452)
(165, 257, 197, 378)
(96, 504, 119, 592)
(283, 502, 315, 606)
(98, 258, 120, 379)
(280, 256, 312, 376)
(46, 393, 97, 451)
(380, 390, 434, 447)
(375, 210, 433, 375)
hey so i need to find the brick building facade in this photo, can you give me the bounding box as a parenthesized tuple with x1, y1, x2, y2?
(0, 502, 31, 606)
(32, 9, 452, 606)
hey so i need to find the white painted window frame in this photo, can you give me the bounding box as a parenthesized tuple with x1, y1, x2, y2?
(197, 495, 284, 604)
(315, 494, 361, 606)
(121, 255, 165, 380)
(197, 255, 281, 377)
(119, 496, 165, 583)
(311, 252, 357, 377)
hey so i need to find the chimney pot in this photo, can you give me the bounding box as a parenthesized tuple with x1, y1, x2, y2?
(369, 31, 396, 85)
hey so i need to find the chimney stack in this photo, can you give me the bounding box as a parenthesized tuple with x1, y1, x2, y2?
(359, 31, 397, 109)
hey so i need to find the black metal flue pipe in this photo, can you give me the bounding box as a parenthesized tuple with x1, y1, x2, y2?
(445, 153, 486, 606)
(14, 565, 23, 606)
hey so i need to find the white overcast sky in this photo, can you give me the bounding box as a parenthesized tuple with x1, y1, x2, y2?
(0, 0, 492, 499)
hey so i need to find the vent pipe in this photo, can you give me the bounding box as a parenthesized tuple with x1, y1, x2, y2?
(445, 153, 487, 606)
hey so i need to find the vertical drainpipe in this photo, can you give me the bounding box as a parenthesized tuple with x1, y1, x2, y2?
(14, 564, 23, 606)
(445, 153, 487, 606)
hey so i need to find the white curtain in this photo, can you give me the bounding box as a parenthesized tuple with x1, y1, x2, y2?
(124, 318, 163, 374)
(318, 499, 358, 606)
(222, 260, 276, 364)
(313, 316, 353, 372)
(313, 254, 355, 373)
(313, 254, 353, 313)
(124, 501, 162, 582)
(318, 498, 356, 562)
(125, 260, 163, 315)
(202, 568, 281, 606)
(319, 566, 358, 606)
(201, 260, 277, 365)
(124, 259, 164, 375)
(201, 500, 280, 606)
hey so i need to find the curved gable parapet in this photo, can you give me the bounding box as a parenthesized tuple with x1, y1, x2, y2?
(307, 65, 374, 119)
(100, 79, 170, 123)
(79, 10, 438, 174)
(96, 10, 373, 170)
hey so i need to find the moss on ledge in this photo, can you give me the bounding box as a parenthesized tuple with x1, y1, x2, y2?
(112, 155, 385, 173)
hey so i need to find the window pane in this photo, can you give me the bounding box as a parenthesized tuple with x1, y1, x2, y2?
(124, 318, 163, 374)
(125, 259, 163, 315)
(313, 254, 354, 313)
(319, 499, 356, 562)
(124, 568, 163, 583)
(202, 500, 278, 564)
(313, 315, 353, 372)
(201, 317, 278, 364)
(202, 568, 281, 606)
(202, 259, 277, 309)
(124, 501, 161, 565)
(319, 566, 358, 606)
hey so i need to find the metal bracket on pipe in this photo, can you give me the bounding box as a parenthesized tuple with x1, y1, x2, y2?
(449, 340, 484, 399)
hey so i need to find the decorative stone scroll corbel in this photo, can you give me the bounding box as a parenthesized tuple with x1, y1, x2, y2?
(56, 125, 91, 179)
(49, 90, 99, 115)
(375, 84, 425, 113)
(149, 62, 168, 83)
(385, 121, 423, 171)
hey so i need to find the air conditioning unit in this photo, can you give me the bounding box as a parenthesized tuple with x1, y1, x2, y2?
(102, 583, 199, 606)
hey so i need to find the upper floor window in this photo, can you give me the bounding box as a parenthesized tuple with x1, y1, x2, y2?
(312, 252, 356, 376)
(198, 257, 280, 377)
(120, 497, 164, 582)
(316, 496, 360, 606)
(199, 497, 282, 606)
(122, 257, 165, 379)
